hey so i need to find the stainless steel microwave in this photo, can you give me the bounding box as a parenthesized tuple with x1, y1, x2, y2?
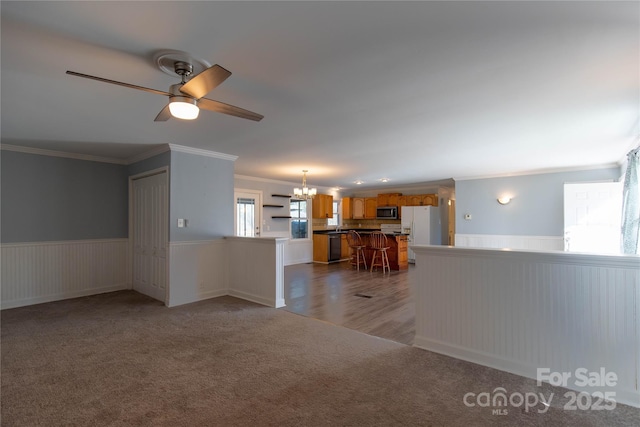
(376, 206, 398, 219)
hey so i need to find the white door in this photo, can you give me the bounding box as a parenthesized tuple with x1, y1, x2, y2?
(235, 190, 262, 237)
(564, 182, 623, 254)
(132, 172, 168, 302)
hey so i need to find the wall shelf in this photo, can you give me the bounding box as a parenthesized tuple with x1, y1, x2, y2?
(271, 194, 291, 198)
(263, 204, 284, 208)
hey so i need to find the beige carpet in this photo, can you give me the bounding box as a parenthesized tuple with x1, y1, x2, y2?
(1, 291, 638, 426)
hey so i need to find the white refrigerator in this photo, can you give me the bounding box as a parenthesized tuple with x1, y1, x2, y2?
(401, 206, 441, 263)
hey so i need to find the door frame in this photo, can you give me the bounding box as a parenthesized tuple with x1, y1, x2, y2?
(234, 188, 263, 237)
(128, 167, 170, 302)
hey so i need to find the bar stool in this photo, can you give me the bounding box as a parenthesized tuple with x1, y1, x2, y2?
(369, 231, 390, 273)
(346, 230, 367, 271)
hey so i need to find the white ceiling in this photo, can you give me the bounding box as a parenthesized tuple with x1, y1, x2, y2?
(1, 1, 638, 190)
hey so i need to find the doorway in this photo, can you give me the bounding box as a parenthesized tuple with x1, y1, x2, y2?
(131, 170, 168, 303)
(235, 189, 262, 237)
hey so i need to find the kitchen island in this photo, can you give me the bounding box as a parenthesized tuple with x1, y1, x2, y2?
(313, 229, 408, 270)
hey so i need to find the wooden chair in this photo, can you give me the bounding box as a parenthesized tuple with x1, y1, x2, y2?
(346, 230, 367, 271)
(369, 231, 390, 273)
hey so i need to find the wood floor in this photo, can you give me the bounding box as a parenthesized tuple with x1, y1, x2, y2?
(283, 261, 416, 345)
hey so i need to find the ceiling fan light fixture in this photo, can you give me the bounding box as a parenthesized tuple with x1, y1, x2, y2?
(169, 98, 199, 120)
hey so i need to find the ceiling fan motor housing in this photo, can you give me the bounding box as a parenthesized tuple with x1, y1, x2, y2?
(174, 61, 193, 80)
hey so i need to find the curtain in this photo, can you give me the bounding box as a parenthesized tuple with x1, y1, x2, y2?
(621, 147, 640, 254)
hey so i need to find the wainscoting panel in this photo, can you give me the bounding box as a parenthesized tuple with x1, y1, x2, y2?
(226, 236, 287, 308)
(412, 246, 640, 408)
(1, 239, 129, 309)
(455, 233, 564, 251)
(167, 239, 228, 307)
(260, 231, 312, 266)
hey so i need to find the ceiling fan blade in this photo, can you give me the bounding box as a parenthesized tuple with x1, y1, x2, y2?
(154, 104, 171, 122)
(179, 65, 232, 99)
(198, 97, 264, 122)
(66, 71, 171, 96)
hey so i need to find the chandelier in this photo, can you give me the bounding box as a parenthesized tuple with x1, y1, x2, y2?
(293, 170, 317, 200)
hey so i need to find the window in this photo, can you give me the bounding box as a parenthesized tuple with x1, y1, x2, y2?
(236, 197, 256, 237)
(327, 201, 339, 226)
(290, 199, 308, 239)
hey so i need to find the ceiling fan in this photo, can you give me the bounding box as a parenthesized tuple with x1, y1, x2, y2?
(66, 55, 263, 122)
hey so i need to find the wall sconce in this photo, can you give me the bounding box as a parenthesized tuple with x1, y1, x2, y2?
(497, 196, 512, 205)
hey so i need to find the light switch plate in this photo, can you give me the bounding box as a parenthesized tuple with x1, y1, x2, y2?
(177, 218, 185, 227)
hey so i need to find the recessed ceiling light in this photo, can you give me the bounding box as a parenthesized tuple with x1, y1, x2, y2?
(380, 178, 389, 183)
(355, 180, 363, 185)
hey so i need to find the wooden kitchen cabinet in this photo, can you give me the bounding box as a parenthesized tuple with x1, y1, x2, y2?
(422, 194, 438, 207)
(313, 234, 329, 262)
(342, 197, 353, 219)
(364, 197, 377, 219)
(397, 196, 407, 212)
(406, 195, 422, 206)
(405, 193, 439, 206)
(352, 198, 365, 219)
(377, 193, 401, 207)
(312, 194, 333, 218)
(341, 234, 349, 259)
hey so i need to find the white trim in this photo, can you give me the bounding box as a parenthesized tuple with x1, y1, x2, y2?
(1, 143, 238, 166)
(168, 144, 237, 161)
(0, 143, 126, 165)
(453, 162, 621, 181)
(419, 244, 639, 268)
(168, 239, 225, 246)
(227, 289, 276, 308)
(454, 233, 564, 252)
(1, 284, 129, 310)
(129, 166, 169, 181)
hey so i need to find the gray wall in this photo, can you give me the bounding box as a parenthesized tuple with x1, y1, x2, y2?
(1, 150, 128, 243)
(170, 151, 234, 241)
(127, 151, 170, 177)
(455, 166, 621, 236)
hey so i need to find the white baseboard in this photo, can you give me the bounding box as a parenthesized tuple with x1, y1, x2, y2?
(228, 289, 277, 308)
(1, 283, 129, 310)
(166, 288, 228, 308)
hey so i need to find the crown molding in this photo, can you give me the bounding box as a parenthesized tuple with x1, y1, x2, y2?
(453, 163, 620, 181)
(0, 144, 127, 165)
(168, 144, 237, 161)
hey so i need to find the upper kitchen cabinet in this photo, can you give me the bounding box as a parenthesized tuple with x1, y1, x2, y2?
(352, 198, 365, 219)
(406, 195, 423, 206)
(422, 194, 439, 207)
(364, 197, 377, 219)
(342, 197, 353, 219)
(405, 194, 439, 207)
(377, 193, 401, 207)
(312, 194, 333, 218)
